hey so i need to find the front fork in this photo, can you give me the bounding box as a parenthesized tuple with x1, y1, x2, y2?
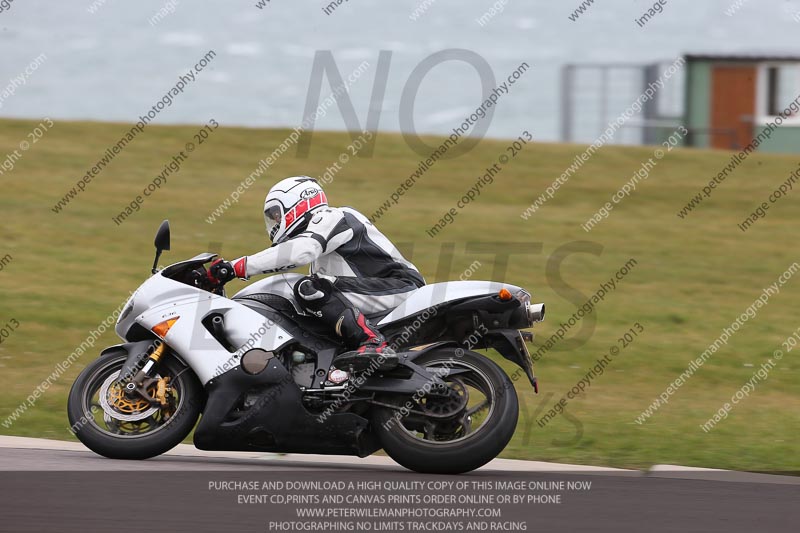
(124, 341, 171, 407)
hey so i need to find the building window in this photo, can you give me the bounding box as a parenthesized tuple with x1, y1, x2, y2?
(767, 65, 800, 117)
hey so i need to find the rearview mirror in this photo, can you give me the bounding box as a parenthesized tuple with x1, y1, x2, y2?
(154, 220, 171, 252)
(152, 220, 171, 274)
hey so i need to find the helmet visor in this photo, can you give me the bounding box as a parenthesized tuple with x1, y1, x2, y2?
(264, 204, 283, 241)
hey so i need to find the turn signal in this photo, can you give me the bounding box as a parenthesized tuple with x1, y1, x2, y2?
(498, 288, 513, 301)
(152, 317, 179, 338)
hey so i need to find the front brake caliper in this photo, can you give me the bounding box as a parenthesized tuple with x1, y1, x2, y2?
(154, 377, 171, 407)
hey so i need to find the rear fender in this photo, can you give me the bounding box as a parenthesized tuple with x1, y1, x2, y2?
(404, 337, 537, 391)
(483, 330, 537, 391)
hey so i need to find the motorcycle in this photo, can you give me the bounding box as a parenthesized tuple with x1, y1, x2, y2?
(67, 221, 545, 474)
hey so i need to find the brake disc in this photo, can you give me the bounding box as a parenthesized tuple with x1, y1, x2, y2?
(98, 372, 160, 422)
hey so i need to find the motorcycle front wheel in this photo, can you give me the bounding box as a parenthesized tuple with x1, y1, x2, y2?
(371, 347, 519, 474)
(67, 350, 203, 460)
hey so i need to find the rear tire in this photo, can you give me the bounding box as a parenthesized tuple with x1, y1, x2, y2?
(372, 347, 518, 474)
(67, 351, 203, 460)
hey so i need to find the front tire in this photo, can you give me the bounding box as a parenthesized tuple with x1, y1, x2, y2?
(372, 347, 519, 474)
(67, 350, 203, 460)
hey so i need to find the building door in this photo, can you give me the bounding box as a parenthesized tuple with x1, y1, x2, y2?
(710, 66, 757, 150)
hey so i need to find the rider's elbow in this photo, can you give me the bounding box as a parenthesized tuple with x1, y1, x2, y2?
(294, 249, 320, 266)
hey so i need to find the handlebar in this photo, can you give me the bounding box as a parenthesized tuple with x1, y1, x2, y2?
(188, 265, 226, 295)
(158, 255, 227, 295)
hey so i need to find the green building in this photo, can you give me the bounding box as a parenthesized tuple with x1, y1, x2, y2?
(684, 53, 800, 153)
(561, 53, 800, 153)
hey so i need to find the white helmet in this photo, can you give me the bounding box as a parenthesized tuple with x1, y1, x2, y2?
(263, 176, 328, 243)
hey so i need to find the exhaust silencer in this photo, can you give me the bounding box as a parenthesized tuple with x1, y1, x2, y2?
(526, 303, 546, 323)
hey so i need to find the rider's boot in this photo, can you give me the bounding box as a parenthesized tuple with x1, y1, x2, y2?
(331, 308, 398, 372)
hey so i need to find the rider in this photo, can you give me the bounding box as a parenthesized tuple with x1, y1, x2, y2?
(209, 176, 425, 371)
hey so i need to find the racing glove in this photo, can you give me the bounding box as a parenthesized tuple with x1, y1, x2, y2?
(208, 259, 236, 284)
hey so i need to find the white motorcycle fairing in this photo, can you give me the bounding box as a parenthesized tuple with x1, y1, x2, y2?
(115, 253, 540, 388)
(233, 274, 523, 326)
(116, 255, 294, 385)
(376, 280, 522, 325)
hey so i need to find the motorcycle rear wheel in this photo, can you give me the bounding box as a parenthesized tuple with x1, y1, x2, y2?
(372, 347, 519, 474)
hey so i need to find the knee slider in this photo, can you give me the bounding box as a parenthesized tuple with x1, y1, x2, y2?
(294, 275, 334, 312)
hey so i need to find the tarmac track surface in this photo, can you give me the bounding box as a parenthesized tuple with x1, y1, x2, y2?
(0, 437, 797, 533)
